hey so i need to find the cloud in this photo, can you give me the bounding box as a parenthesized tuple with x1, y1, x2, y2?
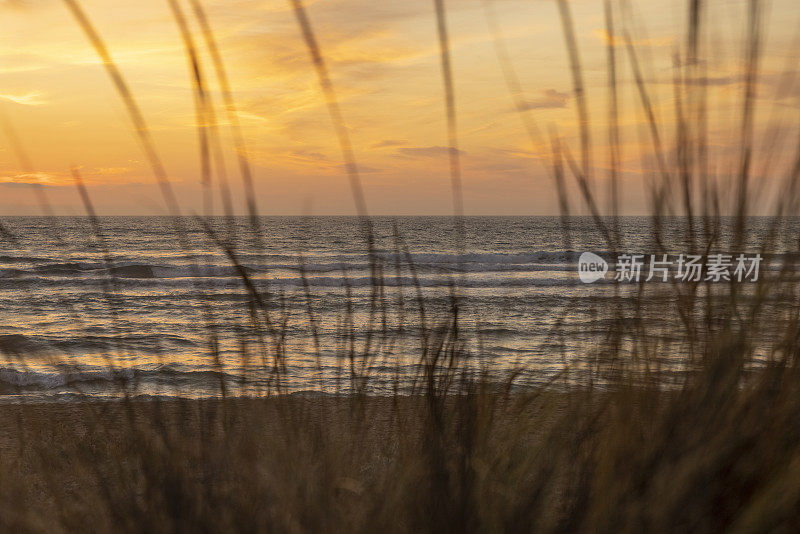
(397, 146, 465, 158)
(652, 68, 745, 87)
(290, 149, 329, 162)
(0, 91, 46, 106)
(0, 0, 32, 9)
(227, 25, 423, 84)
(0, 53, 50, 74)
(656, 68, 743, 87)
(0, 171, 71, 186)
(593, 28, 674, 48)
(0, 181, 57, 188)
(687, 74, 742, 86)
(465, 147, 542, 174)
(93, 166, 132, 176)
(338, 163, 381, 173)
(734, 69, 800, 103)
(371, 139, 408, 149)
(517, 89, 569, 111)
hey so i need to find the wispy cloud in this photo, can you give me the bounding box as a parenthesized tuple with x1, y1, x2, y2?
(372, 139, 407, 149)
(593, 28, 675, 48)
(0, 171, 61, 186)
(93, 166, 132, 176)
(518, 89, 569, 111)
(0, 91, 46, 106)
(397, 146, 465, 158)
(0, 0, 31, 10)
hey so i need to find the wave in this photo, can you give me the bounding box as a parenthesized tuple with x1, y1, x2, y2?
(17, 262, 252, 279)
(0, 251, 581, 281)
(0, 274, 583, 289)
(0, 333, 198, 355)
(0, 254, 52, 264)
(0, 361, 558, 399)
(245, 250, 585, 267)
(0, 333, 43, 354)
(0, 363, 236, 392)
(3, 250, 790, 282)
(378, 250, 584, 264)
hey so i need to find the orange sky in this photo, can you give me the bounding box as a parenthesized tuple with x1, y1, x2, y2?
(0, 0, 797, 215)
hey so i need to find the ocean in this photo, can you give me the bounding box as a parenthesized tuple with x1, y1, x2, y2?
(0, 216, 789, 401)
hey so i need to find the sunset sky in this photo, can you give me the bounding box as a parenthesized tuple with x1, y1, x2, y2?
(0, 0, 798, 215)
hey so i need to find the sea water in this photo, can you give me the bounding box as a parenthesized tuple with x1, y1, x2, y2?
(0, 216, 791, 400)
